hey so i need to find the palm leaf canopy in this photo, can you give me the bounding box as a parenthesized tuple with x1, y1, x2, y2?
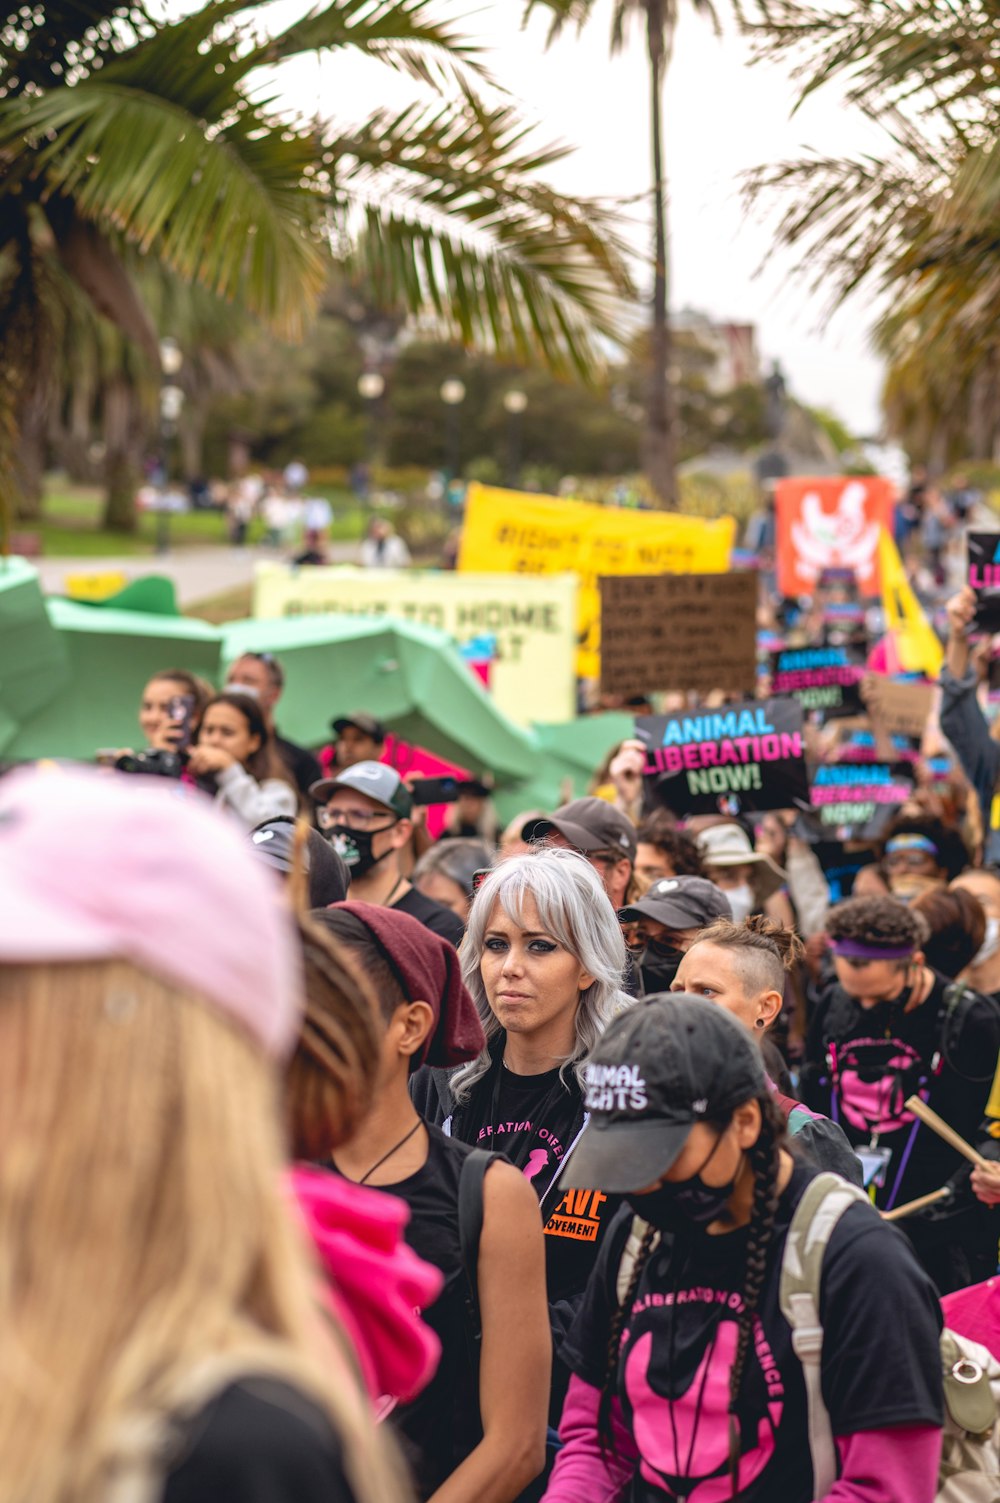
(0, 0, 634, 369)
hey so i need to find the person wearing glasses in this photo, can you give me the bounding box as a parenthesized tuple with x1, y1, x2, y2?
(225, 651, 322, 798)
(309, 763, 464, 946)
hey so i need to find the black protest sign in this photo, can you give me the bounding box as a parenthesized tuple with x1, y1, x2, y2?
(635, 697, 808, 817)
(968, 533, 1000, 632)
(809, 760, 914, 840)
(599, 572, 757, 698)
(769, 645, 866, 721)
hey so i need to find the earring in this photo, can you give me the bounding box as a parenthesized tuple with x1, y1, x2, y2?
(754, 1017, 766, 1030)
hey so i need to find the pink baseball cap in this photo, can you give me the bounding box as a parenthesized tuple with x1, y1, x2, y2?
(0, 765, 302, 1058)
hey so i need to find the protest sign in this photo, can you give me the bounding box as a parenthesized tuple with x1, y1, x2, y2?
(769, 645, 866, 720)
(599, 572, 757, 697)
(809, 761, 914, 839)
(776, 476, 895, 597)
(457, 482, 734, 677)
(968, 533, 1000, 632)
(252, 564, 576, 725)
(634, 697, 808, 817)
(864, 677, 935, 740)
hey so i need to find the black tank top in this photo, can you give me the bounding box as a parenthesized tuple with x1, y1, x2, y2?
(376, 1123, 484, 1499)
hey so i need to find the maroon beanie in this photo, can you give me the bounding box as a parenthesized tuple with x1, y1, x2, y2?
(331, 901, 485, 1068)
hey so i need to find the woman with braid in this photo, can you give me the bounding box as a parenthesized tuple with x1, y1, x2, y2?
(542, 995, 944, 1502)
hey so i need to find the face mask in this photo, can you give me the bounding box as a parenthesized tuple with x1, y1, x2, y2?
(633, 938, 684, 994)
(725, 883, 755, 924)
(974, 916, 1000, 968)
(326, 823, 394, 878)
(625, 1133, 735, 1231)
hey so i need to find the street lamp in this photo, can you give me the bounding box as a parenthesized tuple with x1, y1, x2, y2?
(502, 389, 528, 487)
(357, 371, 385, 505)
(440, 377, 466, 486)
(156, 338, 184, 554)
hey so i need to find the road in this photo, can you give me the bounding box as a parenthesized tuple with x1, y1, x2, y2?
(34, 542, 364, 608)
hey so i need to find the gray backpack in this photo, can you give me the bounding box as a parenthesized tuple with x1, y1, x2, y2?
(617, 1173, 1000, 1500)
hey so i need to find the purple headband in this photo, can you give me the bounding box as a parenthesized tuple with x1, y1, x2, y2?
(830, 938, 916, 961)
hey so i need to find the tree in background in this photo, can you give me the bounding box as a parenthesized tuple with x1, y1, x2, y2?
(526, 0, 721, 508)
(0, 0, 634, 534)
(740, 0, 1000, 467)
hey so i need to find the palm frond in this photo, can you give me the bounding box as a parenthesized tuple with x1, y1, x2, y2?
(0, 81, 328, 335)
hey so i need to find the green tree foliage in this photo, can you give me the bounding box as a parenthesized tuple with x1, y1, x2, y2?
(0, 0, 635, 532)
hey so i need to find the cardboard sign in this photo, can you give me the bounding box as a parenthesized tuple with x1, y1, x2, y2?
(769, 645, 865, 720)
(252, 564, 577, 725)
(968, 533, 1000, 632)
(599, 572, 757, 697)
(457, 482, 734, 677)
(776, 476, 895, 597)
(864, 677, 935, 740)
(635, 697, 808, 817)
(809, 761, 914, 839)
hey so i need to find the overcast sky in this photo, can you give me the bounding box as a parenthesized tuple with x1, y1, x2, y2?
(274, 0, 890, 434)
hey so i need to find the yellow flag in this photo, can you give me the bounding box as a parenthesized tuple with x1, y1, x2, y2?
(878, 530, 944, 678)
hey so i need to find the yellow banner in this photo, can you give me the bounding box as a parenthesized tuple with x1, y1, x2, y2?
(457, 483, 735, 677)
(252, 564, 577, 725)
(63, 570, 128, 602)
(878, 530, 944, 678)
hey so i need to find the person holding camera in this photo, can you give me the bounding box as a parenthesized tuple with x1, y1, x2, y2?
(187, 691, 297, 830)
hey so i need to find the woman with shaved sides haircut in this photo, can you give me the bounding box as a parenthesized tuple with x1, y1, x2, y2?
(673, 917, 861, 1183)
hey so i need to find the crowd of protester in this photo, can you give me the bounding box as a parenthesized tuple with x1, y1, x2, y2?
(10, 495, 1000, 1502)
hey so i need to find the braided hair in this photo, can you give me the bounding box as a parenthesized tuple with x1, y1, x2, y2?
(595, 1091, 789, 1495)
(727, 1091, 787, 1497)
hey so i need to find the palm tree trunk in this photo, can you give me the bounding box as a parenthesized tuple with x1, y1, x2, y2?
(101, 377, 144, 533)
(643, 0, 677, 509)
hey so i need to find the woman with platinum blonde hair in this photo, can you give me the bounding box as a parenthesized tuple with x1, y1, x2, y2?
(0, 767, 407, 1503)
(411, 847, 632, 1489)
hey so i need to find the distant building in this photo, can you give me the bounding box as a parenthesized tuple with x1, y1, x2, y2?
(672, 309, 762, 393)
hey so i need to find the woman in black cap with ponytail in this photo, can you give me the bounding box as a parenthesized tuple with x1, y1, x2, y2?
(543, 995, 944, 1503)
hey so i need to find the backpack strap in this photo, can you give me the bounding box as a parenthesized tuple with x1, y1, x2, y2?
(615, 1215, 660, 1306)
(779, 1173, 871, 1498)
(457, 1148, 494, 1353)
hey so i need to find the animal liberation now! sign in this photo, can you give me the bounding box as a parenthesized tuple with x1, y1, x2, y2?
(768, 645, 866, 720)
(968, 534, 1000, 633)
(776, 476, 895, 598)
(634, 698, 808, 817)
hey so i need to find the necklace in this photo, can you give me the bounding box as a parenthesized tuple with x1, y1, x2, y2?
(356, 1120, 424, 1185)
(384, 874, 406, 907)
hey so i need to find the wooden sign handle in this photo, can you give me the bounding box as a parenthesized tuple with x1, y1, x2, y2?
(881, 1187, 949, 1221)
(904, 1095, 990, 1170)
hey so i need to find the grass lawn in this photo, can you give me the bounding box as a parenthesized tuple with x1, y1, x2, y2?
(32, 479, 367, 556)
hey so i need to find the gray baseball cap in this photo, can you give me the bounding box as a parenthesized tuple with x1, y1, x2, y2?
(309, 760, 413, 819)
(522, 797, 637, 863)
(618, 876, 732, 929)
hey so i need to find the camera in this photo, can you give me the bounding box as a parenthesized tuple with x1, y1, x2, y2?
(114, 749, 186, 779)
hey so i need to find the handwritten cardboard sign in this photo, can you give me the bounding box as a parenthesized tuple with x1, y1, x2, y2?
(968, 534, 1000, 632)
(864, 677, 935, 740)
(634, 697, 808, 817)
(599, 572, 757, 697)
(769, 645, 866, 721)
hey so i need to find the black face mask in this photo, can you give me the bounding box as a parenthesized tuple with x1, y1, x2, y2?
(632, 937, 684, 994)
(625, 1132, 735, 1231)
(326, 822, 395, 879)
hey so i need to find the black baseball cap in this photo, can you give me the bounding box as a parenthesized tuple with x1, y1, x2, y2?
(331, 711, 386, 743)
(619, 876, 732, 929)
(559, 994, 767, 1193)
(249, 818, 351, 906)
(522, 797, 637, 863)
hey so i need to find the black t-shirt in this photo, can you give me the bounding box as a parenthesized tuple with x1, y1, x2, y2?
(274, 734, 322, 799)
(373, 1124, 483, 1499)
(393, 886, 465, 948)
(804, 971, 1000, 1208)
(561, 1164, 943, 1503)
(164, 1379, 356, 1503)
(450, 1057, 621, 1315)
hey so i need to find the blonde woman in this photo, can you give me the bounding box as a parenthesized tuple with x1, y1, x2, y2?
(0, 767, 408, 1503)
